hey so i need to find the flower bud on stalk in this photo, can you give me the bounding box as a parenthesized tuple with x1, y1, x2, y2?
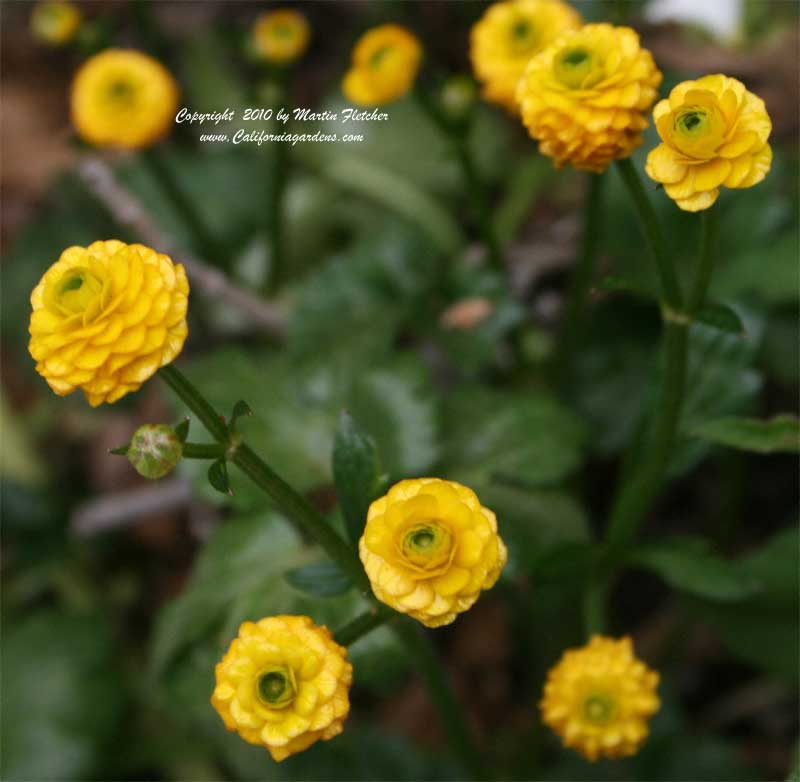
(126, 423, 183, 479)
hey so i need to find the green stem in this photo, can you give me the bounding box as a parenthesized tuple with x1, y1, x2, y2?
(158, 365, 369, 592)
(688, 208, 718, 314)
(140, 147, 222, 263)
(263, 76, 290, 294)
(392, 620, 488, 780)
(607, 320, 688, 553)
(582, 575, 609, 636)
(333, 606, 395, 646)
(181, 442, 225, 459)
(415, 91, 502, 271)
(556, 171, 605, 384)
(615, 158, 683, 309)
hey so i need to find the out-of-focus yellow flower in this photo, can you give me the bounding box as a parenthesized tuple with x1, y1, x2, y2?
(28, 240, 189, 407)
(212, 615, 352, 762)
(31, 1, 82, 46)
(359, 478, 507, 627)
(541, 635, 660, 762)
(517, 23, 662, 172)
(252, 9, 310, 64)
(71, 49, 179, 149)
(470, 0, 581, 113)
(342, 25, 422, 106)
(645, 74, 772, 212)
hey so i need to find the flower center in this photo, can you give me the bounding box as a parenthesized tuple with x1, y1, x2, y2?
(677, 109, 708, 135)
(400, 521, 453, 570)
(271, 22, 295, 40)
(257, 666, 296, 709)
(508, 18, 537, 54)
(106, 79, 137, 106)
(51, 267, 104, 315)
(583, 693, 616, 725)
(554, 46, 601, 89)
(369, 45, 393, 69)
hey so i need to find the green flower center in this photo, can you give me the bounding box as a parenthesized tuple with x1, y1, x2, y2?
(400, 521, 453, 570)
(369, 45, 392, 69)
(271, 23, 295, 39)
(53, 267, 104, 315)
(554, 46, 601, 89)
(676, 109, 708, 136)
(509, 18, 537, 54)
(106, 79, 137, 105)
(257, 666, 296, 709)
(583, 693, 616, 725)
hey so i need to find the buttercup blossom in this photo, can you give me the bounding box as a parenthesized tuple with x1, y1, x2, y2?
(541, 635, 660, 762)
(31, 1, 82, 46)
(71, 49, 179, 149)
(28, 240, 189, 407)
(645, 74, 772, 211)
(252, 9, 310, 64)
(342, 25, 422, 106)
(212, 616, 352, 762)
(517, 23, 662, 171)
(359, 478, 507, 627)
(470, 0, 581, 113)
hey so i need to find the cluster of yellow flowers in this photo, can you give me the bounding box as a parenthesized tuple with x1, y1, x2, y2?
(28, 0, 778, 768)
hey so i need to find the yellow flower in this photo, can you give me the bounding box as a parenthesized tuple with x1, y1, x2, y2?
(252, 9, 310, 64)
(470, 0, 581, 113)
(359, 478, 507, 627)
(342, 25, 422, 106)
(540, 635, 660, 762)
(645, 74, 772, 212)
(517, 23, 662, 172)
(31, 1, 81, 46)
(28, 240, 189, 407)
(71, 49, 179, 150)
(211, 615, 352, 762)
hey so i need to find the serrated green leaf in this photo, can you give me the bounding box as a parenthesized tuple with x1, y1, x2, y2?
(333, 411, 383, 543)
(695, 303, 746, 336)
(690, 414, 800, 454)
(629, 536, 761, 601)
(207, 459, 230, 495)
(442, 387, 585, 488)
(285, 560, 353, 598)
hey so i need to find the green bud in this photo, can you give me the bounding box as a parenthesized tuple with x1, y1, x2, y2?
(438, 75, 478, 125)
(127, 424, 183, 479)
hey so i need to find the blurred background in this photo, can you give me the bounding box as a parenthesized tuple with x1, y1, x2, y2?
(1, 1, 798, 780)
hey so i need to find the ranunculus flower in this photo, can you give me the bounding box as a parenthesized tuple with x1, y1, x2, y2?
(359, 478, 507, 627)
(540, 635, 660, 762)
(212, 616, 352, 762)
(517, 23, 662, 171)
(28, 240, 189, 406)
(645, 74, 772, 211)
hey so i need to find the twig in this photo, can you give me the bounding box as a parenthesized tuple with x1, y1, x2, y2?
(76, 155, 287, 338)
(70, 477, 193, 536)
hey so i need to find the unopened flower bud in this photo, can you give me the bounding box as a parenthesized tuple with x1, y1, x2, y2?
(127, 424, 182, 479)
(438, 75, 478, 125)
(31, 2, 82, 46)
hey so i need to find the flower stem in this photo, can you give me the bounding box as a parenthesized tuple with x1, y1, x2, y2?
(139, 147, 222, 264)
(556, 171, 605, 385)
(615, 158, 683, 309)
(158, 364, 369, 592)
(333, 605, 395, 646)
(688, 208, 718, 314)
(392, 619, 488, 780)
(181, 442, 226, 459)
(263, 76, 290, 294)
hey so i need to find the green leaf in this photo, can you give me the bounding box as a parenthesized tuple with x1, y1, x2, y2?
(333, 411, 384, 543)
(442, 387, 585, 489)
(476, 484, 590, 578)
(629, 536, 761, 601)
(695, 303, 746, 336)
(285, 560, 353, 598)
(207, 459, 230, 495)
(1, 611, 125, 780)
(230, 400, 252, 430)
(690, 414, 800, 454)
(693, 528, 799, 681)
